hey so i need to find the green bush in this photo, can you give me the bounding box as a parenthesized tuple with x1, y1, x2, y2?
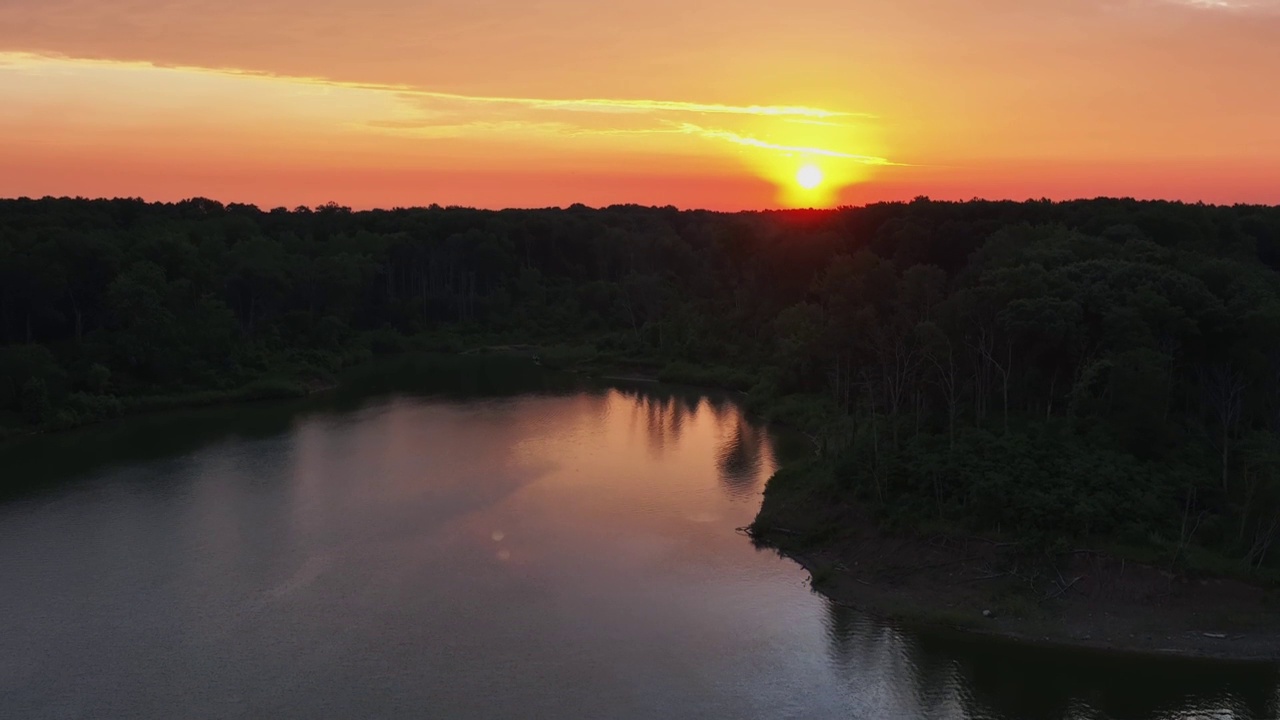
(364, 328, 409, 356)
(240, 377, 308, 400)
(657, 362, 755, 391)
(85, 364, 112, 393)
(20, 378, 53, 425)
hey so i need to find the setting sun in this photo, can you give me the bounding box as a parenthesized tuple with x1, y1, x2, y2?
(796, 164, 824, 190)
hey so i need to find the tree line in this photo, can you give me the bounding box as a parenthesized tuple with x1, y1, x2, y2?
(5, 195, 1280, 570)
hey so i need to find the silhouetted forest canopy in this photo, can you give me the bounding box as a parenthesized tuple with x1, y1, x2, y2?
(6, 195, 1280, 575)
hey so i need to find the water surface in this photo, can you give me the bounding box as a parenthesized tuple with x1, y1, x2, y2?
(1, 358, 1276, 719)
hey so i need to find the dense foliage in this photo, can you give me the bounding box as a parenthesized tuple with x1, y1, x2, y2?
(6, 196, 1280, 570)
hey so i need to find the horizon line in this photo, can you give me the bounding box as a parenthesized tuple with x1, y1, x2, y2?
(1, 193, 1275, 213)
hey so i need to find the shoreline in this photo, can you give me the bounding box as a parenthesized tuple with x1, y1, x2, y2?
(10, 347, 1280, 664)
(0, 343, 659, 443)
(753, 526, 1280, 663)
(0, 377, 339, 444)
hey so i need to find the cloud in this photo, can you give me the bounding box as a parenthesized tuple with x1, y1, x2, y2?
(363, 119, 582, 139)
(784, 118, 859, 128)
(0, 51, 894, 167)
(363, 118, 897, 167)
(1159, 0, 1280, 10)
(343, 69, 890, 163)
(393, 91, 865, 120)
(675, 124, 899, 165)
(0, 52, 857, 120)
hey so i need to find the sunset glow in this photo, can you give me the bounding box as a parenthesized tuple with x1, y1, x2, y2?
(0, 0, 1277, 208)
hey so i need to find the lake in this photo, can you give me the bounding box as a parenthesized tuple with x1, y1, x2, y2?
(1, 357, 1276, 719)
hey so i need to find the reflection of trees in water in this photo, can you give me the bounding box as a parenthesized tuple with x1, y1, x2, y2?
(822, 601, 1280, 720)
(2, 390, 324, 501)
(613, 386, 702, 456)
(704, 395, 732, 424)
(822, 601, 967, 718)
(717, 420, 765, 499)
(609, 385, 776, 499)
(941, 641, 1280, 720)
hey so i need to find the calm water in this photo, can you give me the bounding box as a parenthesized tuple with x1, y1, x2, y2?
(1, 357, 1277, 720)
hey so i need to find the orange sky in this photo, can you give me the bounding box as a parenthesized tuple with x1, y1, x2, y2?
(1, 0, 1278, 209)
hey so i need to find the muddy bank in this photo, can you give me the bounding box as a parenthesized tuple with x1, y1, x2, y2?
(751, 519, 1280, 662)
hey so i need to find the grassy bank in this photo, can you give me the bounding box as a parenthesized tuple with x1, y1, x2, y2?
(1, 329, 417, 440)
(0, 331, 743, 441)
(0, 376, 326, 441)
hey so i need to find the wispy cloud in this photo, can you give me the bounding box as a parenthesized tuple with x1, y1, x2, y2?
(398, 92, 864, 119)
(364, 119, 581, 139)
(0, 52, 858, 120)
(784, 118, 858, 128)
(675, 124, 899, 165)
(366, 117, 898, 166)
(0, 51, 895, 168)
(1159, 0, 1280, 11)
(363, 76, 890, 164)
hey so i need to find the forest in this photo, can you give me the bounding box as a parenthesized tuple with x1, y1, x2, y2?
(5, 196, 1280, 575)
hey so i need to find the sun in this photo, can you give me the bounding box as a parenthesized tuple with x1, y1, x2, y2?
(796, 163, 824, 190)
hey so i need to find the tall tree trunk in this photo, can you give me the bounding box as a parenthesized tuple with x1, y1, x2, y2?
(1046, 368, 1058, 419)
(1223, 425, 1231, 492)
(1202, 362, 1245, 493)
(69, 289, 83, 342)
(863, 372, 883, 503)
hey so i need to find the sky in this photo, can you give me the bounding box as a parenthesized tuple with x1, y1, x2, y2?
(1, 0, 1278, 210)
